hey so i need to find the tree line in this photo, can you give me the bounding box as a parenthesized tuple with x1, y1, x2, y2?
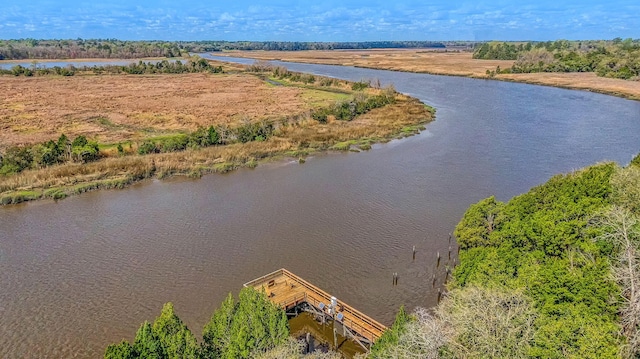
(105, 288, 347, 359)
(474, 39, 640, 79)
(0, 39, 184, 60)
(0, 120, 267, 175)
(0, 134, 99, 175)
(0, 39, 457, 60)
(186, 41, 446, 52)
(105, 288, 289, 359)
(1, 58, 223, 77)
(370, 155, 640, 358)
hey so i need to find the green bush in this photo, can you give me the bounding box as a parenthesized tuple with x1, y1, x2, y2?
(351, 81, 370, 91)
(309, 92, 396, 124)
(1, 146, 33, 173)
(72, 141, 100, 163)
(160, 135, 189, 153)
(369, 306, 411, 358)
(137, 140, 158, 155)
(631, 153, 640, 167)
(234, 122, 274, 143)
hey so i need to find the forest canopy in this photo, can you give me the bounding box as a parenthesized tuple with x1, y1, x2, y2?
(370, 156, 640, 358)
(0, 39, 450, 60)
(473, 39, 640, 80)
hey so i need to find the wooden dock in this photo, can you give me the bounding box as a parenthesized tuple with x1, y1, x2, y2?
(244, 268, 387, 350)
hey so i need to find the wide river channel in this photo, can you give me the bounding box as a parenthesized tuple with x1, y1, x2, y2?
(1, 56, 639, 358)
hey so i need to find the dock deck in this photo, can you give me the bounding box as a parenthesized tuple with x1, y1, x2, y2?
(244, 269, 387, 349)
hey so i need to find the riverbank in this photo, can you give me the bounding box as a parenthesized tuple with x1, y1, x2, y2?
(0, 67, 434, 205)
(217, 49, 640, 101)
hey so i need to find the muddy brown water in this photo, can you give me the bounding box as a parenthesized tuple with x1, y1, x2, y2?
(1, 57, 640, 358)
(289, 312, 365, 358)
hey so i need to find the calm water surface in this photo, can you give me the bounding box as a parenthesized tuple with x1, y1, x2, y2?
(1, 57, 639, 358)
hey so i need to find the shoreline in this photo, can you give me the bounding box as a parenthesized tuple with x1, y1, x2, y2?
(215, 50, 640, 102)
(349, 64, 640, 102)
(0, 119, 431, 206)
(0, 84, 434, 205)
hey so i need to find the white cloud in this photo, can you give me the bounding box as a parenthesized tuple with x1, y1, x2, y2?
(0, 0, 638, 40)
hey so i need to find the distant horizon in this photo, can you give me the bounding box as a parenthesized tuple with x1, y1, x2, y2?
(2, 0, 639, 41)
(0, 38, 635, 43)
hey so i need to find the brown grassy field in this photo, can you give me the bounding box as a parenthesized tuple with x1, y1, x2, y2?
(219, 49, 640, 101)
(498, 72, 640, 100)
(0, 73, 307, 149)
(0, 70, 433, 204)
(222, 49, 512, 77)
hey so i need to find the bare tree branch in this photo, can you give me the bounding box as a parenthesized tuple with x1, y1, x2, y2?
(594, 205, 640, 358)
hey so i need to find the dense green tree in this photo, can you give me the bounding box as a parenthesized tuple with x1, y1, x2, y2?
(454, 196, 504, 249)
(475, 39, 640, 80)
(160, 135, 189, 152)
(369, 306, 412, 358)
(202, 288, 288, 359)
(72, 140, 100, 163)
(452, 163, 622, 358)
(106, 290, 288, 359)
(202, 293, 235, 359)
(611, 165, 640, 214)
(104, 303, 198, 359)
(472, 42, 519, 60)
(207, 126, 220, 146)
(57, 134, 71, 161)
(0, 146, 33, 174)
(71, 135, 88, 148)
(133, 321, 165, 359)
(152, 302, 199, 359)
(0, 39, 454, 61)
(188, 128, 211, 148)
(104, 341, 135, 359)
(138, 140, 158, 155)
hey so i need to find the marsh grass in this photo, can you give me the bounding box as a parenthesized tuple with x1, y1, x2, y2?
(0, 70, 434, 204)
(0, 73, 307, 149)
(0, 97, 433, 203)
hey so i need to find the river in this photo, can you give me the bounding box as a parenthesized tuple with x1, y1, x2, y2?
(1, 56, 639, 358)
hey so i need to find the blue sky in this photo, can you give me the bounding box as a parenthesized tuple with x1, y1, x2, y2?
(1, 0, 638, 41)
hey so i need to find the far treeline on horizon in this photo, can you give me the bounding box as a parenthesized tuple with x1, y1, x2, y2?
(2, 38, 639, 81)
(0, 38, 638, 58)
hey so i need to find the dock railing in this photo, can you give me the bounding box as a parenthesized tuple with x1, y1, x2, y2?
(244, 268, 387, 345)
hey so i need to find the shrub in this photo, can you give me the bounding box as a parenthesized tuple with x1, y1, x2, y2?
(160, 135, 189, 152)
(137, 140, 158, 155)
(351, 81, 370, 91)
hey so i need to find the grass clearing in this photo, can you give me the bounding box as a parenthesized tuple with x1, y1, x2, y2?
(300, 88, 351, 107)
